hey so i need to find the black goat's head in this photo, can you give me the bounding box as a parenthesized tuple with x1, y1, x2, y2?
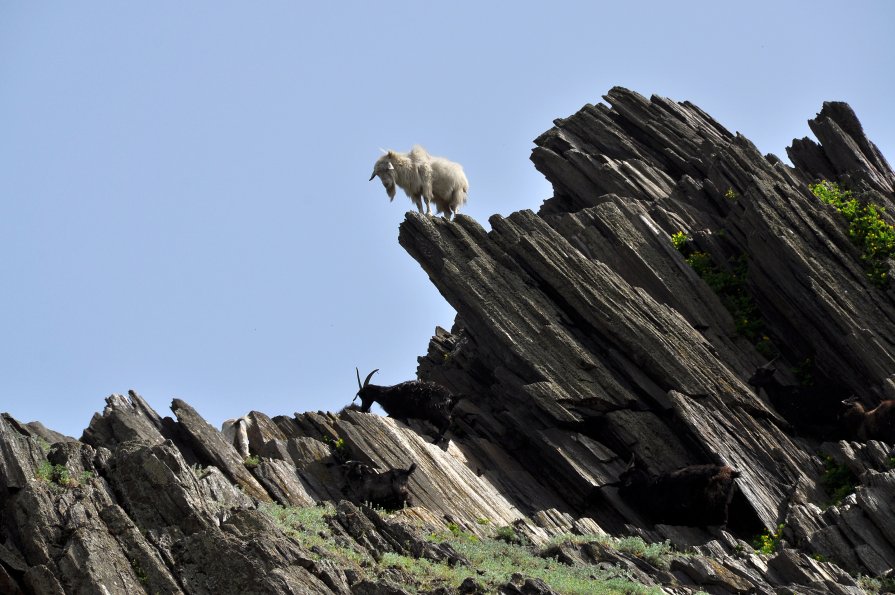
(748, 357, 779, 388)
(617, 455, 650, 489)
(354, 368, 379, 412)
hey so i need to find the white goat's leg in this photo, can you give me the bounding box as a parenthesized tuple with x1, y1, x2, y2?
(411, 194, 425, 214)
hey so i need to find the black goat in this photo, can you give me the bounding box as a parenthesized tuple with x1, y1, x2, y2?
(354, 368, 456, 443)
(748, 361, 841, 439)
(341, 460, 417, 510)
(616, 457, 740, 527)
(841, 397, 895, 443)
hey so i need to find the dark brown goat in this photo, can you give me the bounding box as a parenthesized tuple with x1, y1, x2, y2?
(841, 398, 895, 443)
(341, 460, 417, 510)
(616, 458, 740, 527)
(354, 368, 457, 442)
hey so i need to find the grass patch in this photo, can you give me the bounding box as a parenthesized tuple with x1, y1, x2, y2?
(858, 574, 895, 594)
(260, 503, 663, 594)
(543, 533, 677, 570)
(811, 180, 895, 288)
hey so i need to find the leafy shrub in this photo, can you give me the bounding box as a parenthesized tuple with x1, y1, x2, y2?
(810, 180, 895, 288)
(244, 455, 261, 469)
(323, 435, 350, 463)
(671, 231, 689, 251)
(615, 537, 675, 569)
(494, 525, 521, 545)
(36, 461, 80, 488)
(752, 524, 785, 555)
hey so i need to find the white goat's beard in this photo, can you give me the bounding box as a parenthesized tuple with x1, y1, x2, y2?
(385, 184, 396, 200)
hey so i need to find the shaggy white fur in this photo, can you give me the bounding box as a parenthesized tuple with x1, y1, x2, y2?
(369, 145, 468, 220)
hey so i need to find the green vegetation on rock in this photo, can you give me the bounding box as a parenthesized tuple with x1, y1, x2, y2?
(810, 180, 895, 288)
(671, 232, 775, 356)
(260, 502, 666, 594)
(820, 456, 857, 506)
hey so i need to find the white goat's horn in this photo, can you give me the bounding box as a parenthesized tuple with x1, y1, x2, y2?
(379, 147, 388, 154)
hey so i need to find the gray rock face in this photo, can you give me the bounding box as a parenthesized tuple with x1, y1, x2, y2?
(2, 87, 894, 593)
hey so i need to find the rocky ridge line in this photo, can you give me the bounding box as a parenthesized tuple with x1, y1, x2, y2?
(2, 87, 895, 593)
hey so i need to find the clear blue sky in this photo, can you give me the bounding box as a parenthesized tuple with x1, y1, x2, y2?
(2, 2, 892, 437)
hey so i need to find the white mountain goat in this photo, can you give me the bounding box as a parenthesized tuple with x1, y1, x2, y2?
(369, 145, 468, 220)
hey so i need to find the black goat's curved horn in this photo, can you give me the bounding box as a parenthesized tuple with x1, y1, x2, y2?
(363, 369, 379, 388)
(356, 367, 363, 391)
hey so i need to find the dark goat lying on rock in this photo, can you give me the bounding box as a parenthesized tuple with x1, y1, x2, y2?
(354, 368, 457, 443)
(615, 457, 740, 527)
(841, 397, 895, 443)
(341, 460, 417, 510)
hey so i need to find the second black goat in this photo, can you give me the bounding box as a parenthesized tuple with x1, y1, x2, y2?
(616, 457, 740, 527)
(354, 368, 457, 442)
(341, 460, 417, 510)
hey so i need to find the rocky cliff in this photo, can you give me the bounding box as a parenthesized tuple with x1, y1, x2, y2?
(3, 87, 895, 594)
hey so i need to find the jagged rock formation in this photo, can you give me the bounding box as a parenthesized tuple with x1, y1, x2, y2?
(2, 87, 895, 594)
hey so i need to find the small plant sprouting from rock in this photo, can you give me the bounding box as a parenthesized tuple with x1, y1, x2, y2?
(494, 524, 523, 545)
(323, 435, 350, 463)
(671, 231, 689, 251)
(244, 455, 261, 469)
(129, 557, 149, 587)
(858, 574, 895, 594)
(34, 436, 51, 455)
(820, 456, 857, 506)
(810, 180, 895, 288)
(752, 524, 785, 555)
(615, 537, 676, 570)
(671, 233, 775, 355)
(724, 187, 738, 201)
(191, 463, 212, 480)
(36, 461, 80, 489)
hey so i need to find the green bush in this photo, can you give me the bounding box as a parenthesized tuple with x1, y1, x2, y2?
(36, 461, 80, 488)
(671, 231, 689, 251)
(752, 524, 785, 555)
(494, 525, 521, 545)
(811, 180, 895, 288)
